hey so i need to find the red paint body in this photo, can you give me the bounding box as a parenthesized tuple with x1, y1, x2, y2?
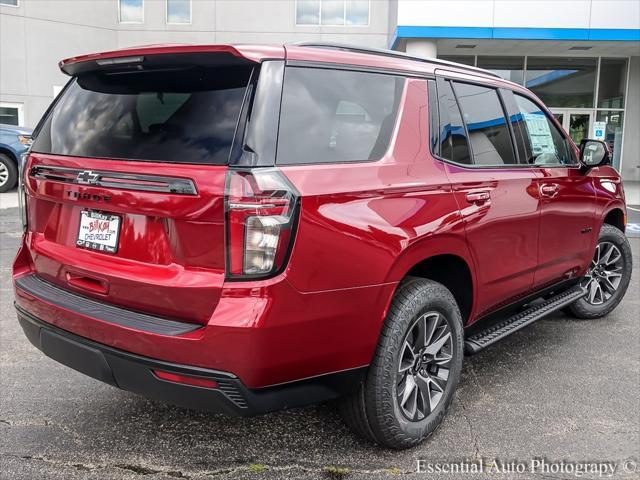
(13, 44, 627, 390)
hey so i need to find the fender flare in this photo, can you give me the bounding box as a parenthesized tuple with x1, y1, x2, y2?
(383, 233, 479, 319)
(599, 200, 627, 231)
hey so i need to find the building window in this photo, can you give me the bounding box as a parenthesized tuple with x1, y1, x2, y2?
(525, 57, 597, 108)
(477, 56, 525, 85)
(598, 58, 627, 109)
(438, 55, 475, 67)
(0, 0, 19, 6)
(167, 0, 190, 24)
(0, 102, 24, 126)
(596, 110, 624, 170)
(119, 0, 143, 24)
(296, 0, 369, 26)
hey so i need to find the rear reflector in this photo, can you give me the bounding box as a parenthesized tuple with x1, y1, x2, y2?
(153, 370, 219, 389)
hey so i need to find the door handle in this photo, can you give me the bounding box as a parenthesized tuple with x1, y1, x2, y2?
(465, 191, 491, 204)
(540, 183, 559, 197)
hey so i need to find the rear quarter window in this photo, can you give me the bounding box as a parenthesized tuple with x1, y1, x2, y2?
(31, 66, 252, 164)
(276, 67, 404, 165)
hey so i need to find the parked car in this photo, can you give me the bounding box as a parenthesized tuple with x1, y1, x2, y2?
(13, 43, 632, 449)
(0, 124, 32, 193)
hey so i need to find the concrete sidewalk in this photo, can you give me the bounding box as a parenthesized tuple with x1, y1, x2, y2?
(0, 191, 18, 209)
(624, 180, 640, 205)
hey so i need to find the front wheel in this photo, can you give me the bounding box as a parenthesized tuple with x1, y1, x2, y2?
(338, 278, 464, 449)
(568, 224, 632, 319)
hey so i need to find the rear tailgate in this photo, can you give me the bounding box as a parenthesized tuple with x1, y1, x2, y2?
(24, 153, 226, 324)
(20, 46, 284, 325)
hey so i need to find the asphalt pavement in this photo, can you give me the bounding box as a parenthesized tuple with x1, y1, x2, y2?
(1, 207, 638, 479)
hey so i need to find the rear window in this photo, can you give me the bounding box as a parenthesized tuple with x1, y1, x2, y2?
(276, 67, 404, 165)
(452, 82, 517, 166)
(32, 66, 252, 164)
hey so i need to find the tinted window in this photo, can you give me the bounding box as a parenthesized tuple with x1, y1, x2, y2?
(436, 78, 471, 164)
(453, 82, 516, 166)
(32, 66, 252, 164)
(512, 94, 573, 166)
(277, 68, 403, 165)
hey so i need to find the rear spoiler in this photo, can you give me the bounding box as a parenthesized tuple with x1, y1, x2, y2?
(59, 44, 285, 76)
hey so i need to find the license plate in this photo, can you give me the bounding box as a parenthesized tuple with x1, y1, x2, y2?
(76, 210, 121, 253)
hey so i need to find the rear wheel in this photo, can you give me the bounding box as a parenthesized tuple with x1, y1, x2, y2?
(568, 224, 632, 319)
(338, 278, 463, 449)
(0, 154, 18, 193)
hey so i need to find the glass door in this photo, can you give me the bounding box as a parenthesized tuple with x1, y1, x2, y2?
(568, 112, 592, 146)
(551, 109, 593, 146)
(552, 112, 565, 126)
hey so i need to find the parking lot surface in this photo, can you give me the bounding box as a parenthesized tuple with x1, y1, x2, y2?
(1, 207, 638, 479)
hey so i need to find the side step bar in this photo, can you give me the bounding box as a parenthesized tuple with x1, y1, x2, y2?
(465, 285, 587, 354)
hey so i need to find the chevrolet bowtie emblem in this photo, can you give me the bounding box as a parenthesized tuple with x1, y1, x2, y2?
(76, 170, 101, 185)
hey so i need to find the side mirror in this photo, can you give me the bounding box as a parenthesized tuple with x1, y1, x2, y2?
(579, 139, 611, 169)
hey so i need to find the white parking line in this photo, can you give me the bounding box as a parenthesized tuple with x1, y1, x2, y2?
(626, 223, 640, 235)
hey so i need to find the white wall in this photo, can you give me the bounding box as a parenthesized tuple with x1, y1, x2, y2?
(397, 0, 640, 29)
(0, 1, 116, 127)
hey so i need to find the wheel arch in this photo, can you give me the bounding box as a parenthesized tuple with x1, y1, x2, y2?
(602, 207, 626, 233)
(385, 236, 477, 325)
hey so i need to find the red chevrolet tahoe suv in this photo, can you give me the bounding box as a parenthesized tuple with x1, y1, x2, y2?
(13, 43, 632, 449)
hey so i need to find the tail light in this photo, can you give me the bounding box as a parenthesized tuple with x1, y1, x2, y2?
(225, 169, 299, 279)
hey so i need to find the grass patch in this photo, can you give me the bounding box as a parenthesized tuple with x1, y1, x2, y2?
(248, 464, 267, 473)
(386, 467, 403, 475)
(322, 466, 350, 479)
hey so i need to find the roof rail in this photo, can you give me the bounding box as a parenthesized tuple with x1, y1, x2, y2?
(289, 41, 502, 79)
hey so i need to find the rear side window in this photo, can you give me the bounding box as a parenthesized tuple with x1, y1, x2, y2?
(276, 67, 403, 165)
(435, 78, 471, 165)
(511, 94, 574, 166)
(32, 66, 253, 164)
(452, 82, 517, 166)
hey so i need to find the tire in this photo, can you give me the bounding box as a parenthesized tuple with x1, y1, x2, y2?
(338, 277, 464, 449)
(0, 153, 18, 193)
(568, 224, 632, 319)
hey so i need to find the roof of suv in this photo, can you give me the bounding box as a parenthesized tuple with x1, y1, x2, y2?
(59, 42, 508, 86)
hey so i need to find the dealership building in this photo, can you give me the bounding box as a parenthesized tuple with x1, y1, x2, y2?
(1, 0, 638, 181)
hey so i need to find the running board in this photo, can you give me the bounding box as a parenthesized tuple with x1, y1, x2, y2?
(464, 285, 587, 354)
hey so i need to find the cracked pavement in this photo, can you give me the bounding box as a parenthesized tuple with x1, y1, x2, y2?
(1, 207, 638, 479)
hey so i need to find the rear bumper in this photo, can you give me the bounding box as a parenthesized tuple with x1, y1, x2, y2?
(13, 262, 393, 388)
(16, 304, 366, 416)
